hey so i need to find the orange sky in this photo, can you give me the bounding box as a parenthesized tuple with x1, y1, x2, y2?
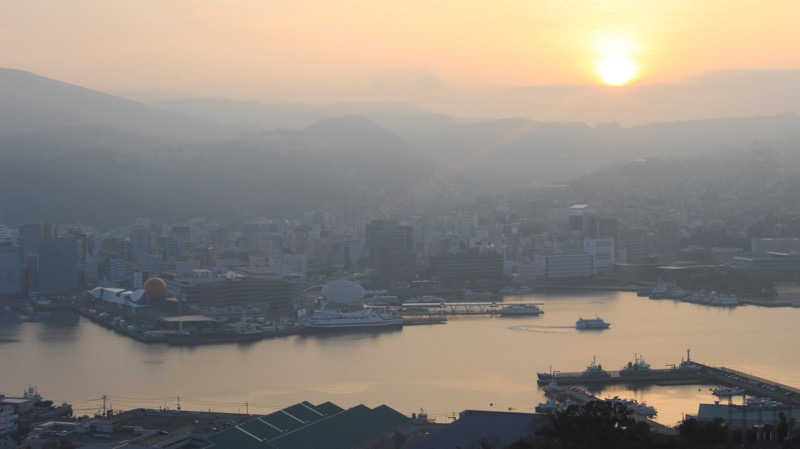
(2, 0, 799, 101)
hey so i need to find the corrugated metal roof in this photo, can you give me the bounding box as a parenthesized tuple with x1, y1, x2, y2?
(207, 401, 408, 449)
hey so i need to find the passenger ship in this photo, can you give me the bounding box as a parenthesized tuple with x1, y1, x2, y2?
(301, 308, 403, 332)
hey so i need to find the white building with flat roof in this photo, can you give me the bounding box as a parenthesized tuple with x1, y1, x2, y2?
(584, 238, 615, 274)
(544, 253, 594, 279)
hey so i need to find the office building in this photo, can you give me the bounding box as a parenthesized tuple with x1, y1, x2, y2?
(430, 249, 503, 288)
(129, 226, 152, 265)
(168, 270, 294, 317)
(366, 220, 415, 285)
(37, 238, 80, 296)
(19, 223, 43, 258)
(584, 238, 615, 274)
(543, 252, 594, 279)
(0, 242, 22, 297)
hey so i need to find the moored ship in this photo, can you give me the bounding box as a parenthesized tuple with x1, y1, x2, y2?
(499, 303, 543, 316)
(620, 353, 652, 376)
(581, 356, 610, 378)
(301, 308, 403, 332)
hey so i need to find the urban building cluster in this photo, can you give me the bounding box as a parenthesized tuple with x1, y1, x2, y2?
(4, 185, 800, 313)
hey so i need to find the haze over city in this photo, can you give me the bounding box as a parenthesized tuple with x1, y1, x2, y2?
(2, 1, 800, 449)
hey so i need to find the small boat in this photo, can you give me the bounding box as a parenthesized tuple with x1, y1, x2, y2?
(608, 397, 657, 417)
(576, 317, 610, 330)
(709, 293, 739, 307)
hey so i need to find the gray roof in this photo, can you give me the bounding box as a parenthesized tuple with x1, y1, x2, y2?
(406, 410, 546, 449)
(207, 401, 408, 449)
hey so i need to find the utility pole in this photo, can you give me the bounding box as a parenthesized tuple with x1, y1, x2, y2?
(177, 396, 181, 411)
(102, 395, 107, 416)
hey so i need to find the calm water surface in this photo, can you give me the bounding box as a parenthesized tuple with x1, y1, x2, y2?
(1, 292, 798, 425)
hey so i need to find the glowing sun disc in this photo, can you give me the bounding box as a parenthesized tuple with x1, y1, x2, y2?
(593, 32, 640, 86)
(597, 55, 637, 86)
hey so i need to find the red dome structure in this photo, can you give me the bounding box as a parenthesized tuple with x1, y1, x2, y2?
(144, 277, 168, 300)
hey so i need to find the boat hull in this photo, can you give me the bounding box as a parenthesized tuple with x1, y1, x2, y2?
(300, 321, 403, 334)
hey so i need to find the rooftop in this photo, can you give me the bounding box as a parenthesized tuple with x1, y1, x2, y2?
(207, 401, 408, 449)
(406, 410, 545, 449)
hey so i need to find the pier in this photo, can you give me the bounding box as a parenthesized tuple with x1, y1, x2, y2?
(538, 359, 800, 406)
(395, 301, 544, 316)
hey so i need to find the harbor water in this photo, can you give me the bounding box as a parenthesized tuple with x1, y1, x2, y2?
(1, 291, 799, 425)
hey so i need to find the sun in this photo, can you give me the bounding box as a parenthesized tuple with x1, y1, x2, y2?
(593, 32, 640, 86)
(597, 55, 637, 86)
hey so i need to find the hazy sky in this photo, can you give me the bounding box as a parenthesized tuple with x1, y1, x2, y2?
(2, 0, 799, 102)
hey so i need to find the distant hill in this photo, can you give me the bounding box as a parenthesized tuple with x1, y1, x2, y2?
(151, 95, 800, 190)
(0, 68, 228, 141)
(0, 117, 430, 224)
(3, 68, 800, 224)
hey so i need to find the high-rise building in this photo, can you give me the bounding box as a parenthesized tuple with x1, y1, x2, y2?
(170, 225, 191, 259)
(366, 220, 415, 286)
(0, 241, 22, 297)
(129, 226, 152, 265)
(38, 238, 80, 296)
(430, 249, 503, 289)
(542, 253, 594, 279)
(19, 223, 43, 258)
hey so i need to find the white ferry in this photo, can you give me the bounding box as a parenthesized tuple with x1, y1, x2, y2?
(302, 308, 403, 332)
(576, 317, 610, 330)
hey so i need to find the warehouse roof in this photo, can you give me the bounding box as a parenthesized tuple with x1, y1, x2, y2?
(207, 401, 408, 449)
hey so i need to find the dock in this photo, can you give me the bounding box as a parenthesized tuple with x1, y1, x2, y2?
(539, 360, 800, 406)
(539, 368, 705, 387)
(397, 301, 544, 316)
